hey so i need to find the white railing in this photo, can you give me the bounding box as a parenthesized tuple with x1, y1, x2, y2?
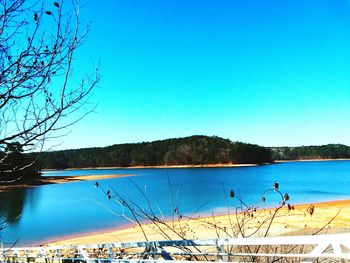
(1, 233, 350, 262)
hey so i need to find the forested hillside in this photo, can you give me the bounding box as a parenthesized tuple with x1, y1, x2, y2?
(37, 136, 273, 169)
(270, 144, 350, 160)
(36, 137, 350, 170)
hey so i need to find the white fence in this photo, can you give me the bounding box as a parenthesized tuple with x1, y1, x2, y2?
(1, 233, 350, 262)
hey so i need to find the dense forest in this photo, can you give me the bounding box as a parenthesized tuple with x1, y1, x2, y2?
(270, 144, 350, 160)
(33, 137, 350, 170)
(37, 136, 273, 169)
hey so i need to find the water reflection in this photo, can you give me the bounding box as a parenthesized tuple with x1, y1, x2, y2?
(0, 189, 33, 226)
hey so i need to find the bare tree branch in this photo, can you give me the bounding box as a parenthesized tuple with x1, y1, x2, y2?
(0, 0, 99, 183)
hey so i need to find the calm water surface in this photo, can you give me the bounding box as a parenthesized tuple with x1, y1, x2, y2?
(0, 161, 349, 246)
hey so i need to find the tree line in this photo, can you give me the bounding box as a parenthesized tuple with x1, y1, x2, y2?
(4, 136, 350, 180)
(36, 136, 273, 169)
(270, 144, 350, 160)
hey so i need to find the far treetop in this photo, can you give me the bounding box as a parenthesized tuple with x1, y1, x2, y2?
(35, 136, 350, 170)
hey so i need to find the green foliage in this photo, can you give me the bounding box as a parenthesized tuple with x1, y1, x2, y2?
(0, 143, 40, 183)
(36, 139, 350, 170)
(270, 144, 350, 160)
(38, 136, 273, 169)
(229, 142, 273, 164)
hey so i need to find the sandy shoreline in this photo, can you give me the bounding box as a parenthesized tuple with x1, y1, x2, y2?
(275, 158, 350, 163)
(47, 199, 350, 246)
(42, 163, 261, 171)
(41, 158, 350, 172)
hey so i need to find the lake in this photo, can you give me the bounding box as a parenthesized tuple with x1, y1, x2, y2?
(1, 160, 350, 246)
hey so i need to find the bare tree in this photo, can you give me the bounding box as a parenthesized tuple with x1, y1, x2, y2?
(0, 0, 99, 182)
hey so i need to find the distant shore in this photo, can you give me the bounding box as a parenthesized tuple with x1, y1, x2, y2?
(47, 198, 350, 246)
(275, 158, 350, 163)
(42, 158, 350, 171)
(0, 163, 259, 192)
(3, 159, 350, 192)
(43, 163, 260, 171)
(0, 174, 134, 192)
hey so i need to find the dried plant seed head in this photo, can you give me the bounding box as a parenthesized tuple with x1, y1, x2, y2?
(284, 193, 290, 201)
(45, 11, 52, 15)
(94, 182, 99, 188)
(229, 190, 234, 198)
(54, 2, 60, 7)
(273, 181, 279, 189)
(307, 205, 315, 216)
(262, 196, 266, 202)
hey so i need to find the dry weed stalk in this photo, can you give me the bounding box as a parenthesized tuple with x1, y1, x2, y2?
(96, 178, 338, 262)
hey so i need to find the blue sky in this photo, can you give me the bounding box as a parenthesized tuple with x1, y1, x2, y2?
(50, 0, 350, 150)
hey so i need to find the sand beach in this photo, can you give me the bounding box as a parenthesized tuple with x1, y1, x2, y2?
(47, 199, 350, 246)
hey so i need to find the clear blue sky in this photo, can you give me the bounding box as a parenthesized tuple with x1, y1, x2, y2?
(51, 0, 350, 150)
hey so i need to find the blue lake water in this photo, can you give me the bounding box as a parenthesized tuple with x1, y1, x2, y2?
(0, 160, 350, 246)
